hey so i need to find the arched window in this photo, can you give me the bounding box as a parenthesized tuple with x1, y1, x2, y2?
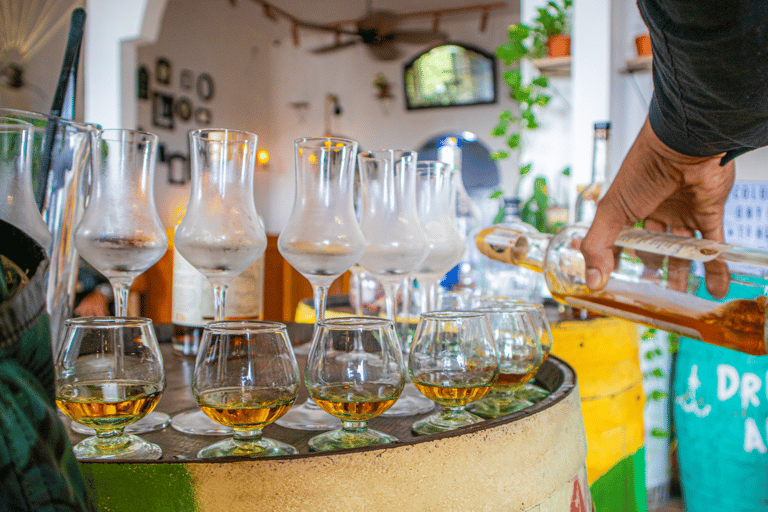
(404, 43, 497, 110)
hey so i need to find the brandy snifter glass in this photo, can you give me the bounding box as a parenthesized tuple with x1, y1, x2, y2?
(409, 311, 498, 435)
(305, 317, 405, 451)
(467, 307, 544, 418)
(54, 317, 165, 460)
(193, 321, 300, 458)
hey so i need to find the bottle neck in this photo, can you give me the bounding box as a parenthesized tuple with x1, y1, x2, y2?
(475, 226, 549, 273)
(591, 128, 609, 183)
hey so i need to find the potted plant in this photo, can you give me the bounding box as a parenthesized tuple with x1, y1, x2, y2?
(535, 0, 572, 57)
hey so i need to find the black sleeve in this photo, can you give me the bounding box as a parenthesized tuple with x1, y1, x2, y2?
(638, 0, 768, 164)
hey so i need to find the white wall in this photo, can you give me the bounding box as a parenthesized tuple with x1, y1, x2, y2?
(136, 0, 520, 234)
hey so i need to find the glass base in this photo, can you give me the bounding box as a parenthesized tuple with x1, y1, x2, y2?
(308, 427, 397, 452)
(466, 393, 533, 419)
(515, 383, 550, 403)
(411, 409, 485, 436)
(171, 410, 233, 435)
(73, 433, 162, 460)
(197, 436, 297, 458)
(274, 398, 342, 431)
(292, 342, 311, 356)
(70, 411, 171, 436)
(381, 383, 435, 417)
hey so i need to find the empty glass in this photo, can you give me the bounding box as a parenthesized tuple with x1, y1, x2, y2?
(54, 317, 165, 460)
(276, 137, 366, 431)
(467, 307, 544, 417)
(306, 317, 405, 451)
(409, 311, 498, 435)
(193, 321, 300, 458)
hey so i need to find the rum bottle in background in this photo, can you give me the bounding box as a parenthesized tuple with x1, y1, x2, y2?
(476, 224, 768, 355)
(574, 122, 610, 225)
(437, 136, 484, 291)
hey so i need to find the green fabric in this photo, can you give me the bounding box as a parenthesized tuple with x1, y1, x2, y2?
(590, 448, 646, 512)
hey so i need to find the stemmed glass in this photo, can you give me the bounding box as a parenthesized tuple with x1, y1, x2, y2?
(193, 321, 300, 458)
(276, 137, 366, 430)
(411, 161, 465, 314)
(508, 303, 553, 403)
(409, 311, 498, 435)
(73, 128, 169, 433)
(305, 317, 405, 451)
(54, 317, 165, 460)
(357, 149, 432, 416)
(172, 129, 268, 435)
(467, 307, 544, 417)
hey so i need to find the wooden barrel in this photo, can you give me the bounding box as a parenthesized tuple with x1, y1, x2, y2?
(77, 350, 592, 511)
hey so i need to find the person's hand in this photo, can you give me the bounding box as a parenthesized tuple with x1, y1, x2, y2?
(580, 117, 734, 299)
(74, 289, 110, 317)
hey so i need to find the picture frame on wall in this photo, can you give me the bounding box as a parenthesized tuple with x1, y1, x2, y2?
(152, 92, 175, 130)
(176, 97, 193, 122)
(195, 108, 212, 125)
(137, 65, 149, 99)
(180, 69, 193, 90)
(166, 153, 190, 185)
(156, 57, 172, 85)
(196, 73, 215, 101)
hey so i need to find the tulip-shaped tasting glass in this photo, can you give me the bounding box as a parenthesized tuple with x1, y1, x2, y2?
(54, 317, 165, 460)
(192, 321, 300, 458)
(409, 311, 499, 435)
(305, 317, 406, 451)
(467, 307, 544, 417)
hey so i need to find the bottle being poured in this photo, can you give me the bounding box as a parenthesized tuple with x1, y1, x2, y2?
(476, 224, 768, 355)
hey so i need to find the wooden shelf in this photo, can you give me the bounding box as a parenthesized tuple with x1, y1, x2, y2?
(625, 54, 652, 73)
(530, 56, 571, 77)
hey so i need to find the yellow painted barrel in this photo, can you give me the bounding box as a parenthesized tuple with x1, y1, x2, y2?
(550, 316, 646, 512)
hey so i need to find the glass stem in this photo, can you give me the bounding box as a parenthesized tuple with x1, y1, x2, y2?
(342, 420, 367, 433)
(111, 280, 132, 317)
(382, 280, 400, 322)
(311, 283, 328, 326)
(213, 283, 229, 321)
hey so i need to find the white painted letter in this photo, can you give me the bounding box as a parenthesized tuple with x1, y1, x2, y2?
(741, 373, 762, 409)
(717, 365, 739, 401)
(744, 417, 767, 454)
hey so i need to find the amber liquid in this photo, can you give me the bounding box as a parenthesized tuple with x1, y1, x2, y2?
(311, 383, 400, 421)
(495, 369, 537, 390)
(196, 387, 296, 429)
(412, 370, 494, 407)
(56, 380, 161, 431)
(553, 292, 767, 356)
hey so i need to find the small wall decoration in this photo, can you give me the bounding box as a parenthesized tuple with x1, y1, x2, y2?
(196, 73, 214, 101)
(176, 97, 193, 121)
(152, 92, 175, 130)
(137, 65, 149, 99)
(156, 57, 171, 85)
(180, 69, 193, 90)
(195, 108, 212, 125)
(166, 153, 190, 185)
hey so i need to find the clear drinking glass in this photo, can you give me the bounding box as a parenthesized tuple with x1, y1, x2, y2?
(173, 128, 268, 435)
(0, 117, 51, 250)
(306, 317, 405, 451)
(467, 307, 544, 417)
(357, 149, 432, 417)
(276, 137, 366, 431)
(54, 317, 165, 460)
(507, 303, 553, 403)
(409, 311, 498, 435)
(412, 161, 465, 314)
(73, 129, 170, 433)
(193, 321, 300, 458)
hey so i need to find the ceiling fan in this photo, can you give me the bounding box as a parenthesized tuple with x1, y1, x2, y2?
(237, 0, 507, 61)
(310, 2, 448, 61)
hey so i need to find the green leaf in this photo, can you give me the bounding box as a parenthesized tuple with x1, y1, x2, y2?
(499, 110, 513, 121)
(562, 166, 570, 176)
(519, 163, 532, 176)
(531, 76, 548, 88)
(506, 134, 521, 149)
(489, 189, 503, 199)
(650, 428, 668, 438)
(640, 328, 657, 340)
(533, 94, 551, 107)
(491, 123, 508, 137)
(491, 150, 509, 160)
(649, 390, 668, 401)
(493, 206, 506, 224)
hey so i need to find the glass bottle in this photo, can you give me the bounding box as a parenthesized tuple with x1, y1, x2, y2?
(574, 122, 610, 225)
(437, 136, 483, 290)
(476, 224, 768, 355)
(480, 197, 541, 301)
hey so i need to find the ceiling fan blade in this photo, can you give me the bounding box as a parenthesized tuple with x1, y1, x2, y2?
(311, 39, 359, 54)
(357, 10, 401, 34)
(389, 30, 448, 45)
(366, 42, 402, 61)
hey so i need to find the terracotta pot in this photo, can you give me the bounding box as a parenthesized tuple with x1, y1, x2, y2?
(635, 33, 651, 56)
(546, 34, 571, 58)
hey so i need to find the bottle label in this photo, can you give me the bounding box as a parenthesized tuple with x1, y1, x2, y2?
(615, 227, 734, 262)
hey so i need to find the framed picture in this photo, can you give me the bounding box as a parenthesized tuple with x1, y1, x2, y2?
(156, 57, 171, 85)
(180, 69, 193, 90)
(166, 153, 190, 185)
(176, 97, 193, 121)
(196, 73, 214, 101)
(195, 108, 212, 125)
(137, 65, 149, 99)
(152, 92, 174, 130)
